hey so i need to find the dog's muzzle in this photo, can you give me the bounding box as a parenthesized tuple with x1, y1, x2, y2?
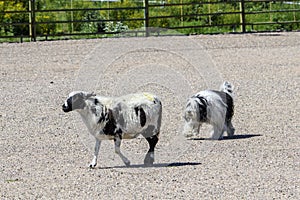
(62, 104, 72, 112)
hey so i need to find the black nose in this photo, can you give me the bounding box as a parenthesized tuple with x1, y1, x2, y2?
(62, 104, 71, 112)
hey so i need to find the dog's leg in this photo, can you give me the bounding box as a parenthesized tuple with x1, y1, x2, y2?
(195, 123, 201, 136)
(90, 139, 101, 168)
(222, 124, 228, 135)
(114, 135, 130, 166)
(144, 135, 159, 166)
(211, 124, 224, 140)
(142, 125, 160, 166)
(226, 121, 235, 137)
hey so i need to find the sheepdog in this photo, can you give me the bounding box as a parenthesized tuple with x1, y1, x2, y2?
(183, 82, 235, 140)
(62, 91, 162, 167)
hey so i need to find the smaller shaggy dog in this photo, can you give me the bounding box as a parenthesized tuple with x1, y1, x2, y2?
(183, 82, 235, 140)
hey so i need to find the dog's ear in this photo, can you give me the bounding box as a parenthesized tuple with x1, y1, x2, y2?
(196, 102, 207, 122)
(85, 92, 96, 99)
(68, 92, 87, 110)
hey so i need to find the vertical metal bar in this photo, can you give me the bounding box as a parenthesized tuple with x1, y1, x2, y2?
(30, 0, 36, 41)
(71, 0, 74, 33)
(208, 0, 211, 26)
(269, 1, 272, 22)
(29, 0, 32, 39)
(144, 0, 149, 37)
(240, 0, 246, 33)
(293, 1, 296, 22)
(181, 0, 183, 26)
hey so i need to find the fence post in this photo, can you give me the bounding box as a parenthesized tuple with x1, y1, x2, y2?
(144, 0, 149, 37)
(240, 0, 246, 33)
(29, 0, 36, 41)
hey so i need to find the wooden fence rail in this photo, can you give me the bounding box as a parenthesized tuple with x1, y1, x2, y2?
(1, 0, 300, 42)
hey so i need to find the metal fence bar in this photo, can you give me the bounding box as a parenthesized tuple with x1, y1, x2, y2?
(35, 6, 145, 13)
(246, 9, 300, 14)
(241, 0, 246, 33)
(30, 0, 36, 41)
(144, 0, 149, 37)
(0, 0, 300, 42)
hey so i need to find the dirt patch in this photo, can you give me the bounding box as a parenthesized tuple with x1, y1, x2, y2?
(1, 33, 299, 199)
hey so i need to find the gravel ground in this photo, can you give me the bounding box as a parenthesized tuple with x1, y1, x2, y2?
(0, 32, 299, 199)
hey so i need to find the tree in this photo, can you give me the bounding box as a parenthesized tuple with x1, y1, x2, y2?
(0, 0, 29, 36)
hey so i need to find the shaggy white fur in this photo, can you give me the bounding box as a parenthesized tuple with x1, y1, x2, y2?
(183, 82, 235, 140)
(63, 91, 162, 168)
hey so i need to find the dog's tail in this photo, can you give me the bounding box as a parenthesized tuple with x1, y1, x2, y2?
(220, 81, 234, 97)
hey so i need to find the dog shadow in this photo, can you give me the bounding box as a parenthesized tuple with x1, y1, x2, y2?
(189, 134, 262, 141)
(96, 162, 201, 169)
(222, 134, 262, 140)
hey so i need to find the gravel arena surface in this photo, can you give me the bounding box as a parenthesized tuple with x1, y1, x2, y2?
(1, 32, 299, 199)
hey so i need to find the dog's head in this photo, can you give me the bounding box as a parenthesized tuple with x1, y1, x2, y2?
(183, 98, 201, 137)
(183, 95, 208, 137)
(62, 91, 95, 112)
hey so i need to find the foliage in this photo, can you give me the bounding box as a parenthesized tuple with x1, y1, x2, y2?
(35, 14, 57, 35)
(0, 0, 28, 36)
(104, 21, 128, 33)
(103, 0, 144, 29)
(80, 10, 105, 33)
(0, 0, 300, 40)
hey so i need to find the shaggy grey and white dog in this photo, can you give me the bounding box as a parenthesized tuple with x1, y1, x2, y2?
(62, 91, 162, 167)
(183, 82, 235, 140)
